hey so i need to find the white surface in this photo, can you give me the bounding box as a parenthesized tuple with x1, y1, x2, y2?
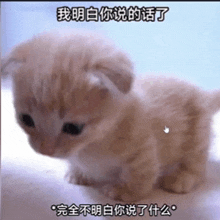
(2, 87, 220, 220)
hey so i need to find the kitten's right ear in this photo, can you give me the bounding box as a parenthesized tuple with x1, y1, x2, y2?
(1, 41, 30, 78)
(87, 74, 110, 99)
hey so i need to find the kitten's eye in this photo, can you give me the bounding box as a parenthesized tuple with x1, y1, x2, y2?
(20, 114, 35, 127)
(62, 123, 84, 136)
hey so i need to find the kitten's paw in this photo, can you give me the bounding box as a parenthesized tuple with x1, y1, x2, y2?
(99, 184, 139, 202)
(162, 171, 200, 193)
(65, 171, 75, 184)
(65, 170, 94, 186)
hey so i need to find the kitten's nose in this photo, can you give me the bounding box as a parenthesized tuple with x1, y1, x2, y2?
(40, 140, 56, 156)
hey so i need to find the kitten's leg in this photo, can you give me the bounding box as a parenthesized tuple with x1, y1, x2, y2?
(66, 167, 95, 186)
(98, 137, 160, 202)
(162, 114, 211, 193)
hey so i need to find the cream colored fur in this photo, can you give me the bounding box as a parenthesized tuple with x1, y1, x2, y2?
(1, 29, 220, 202)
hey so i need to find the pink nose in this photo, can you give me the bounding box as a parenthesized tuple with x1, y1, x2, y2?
(40, 147, 55, 156)
(39, 141, 56, 156)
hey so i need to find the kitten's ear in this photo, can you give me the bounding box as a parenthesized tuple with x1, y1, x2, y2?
(88, 74, 110, 99)
(1, 41, 30, 78)
(95, 52, 134, 94)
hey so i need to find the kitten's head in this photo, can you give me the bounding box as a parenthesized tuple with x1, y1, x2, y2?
(2, 29, 134, 158)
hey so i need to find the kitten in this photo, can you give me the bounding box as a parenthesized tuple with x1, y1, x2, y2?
(2, 29, 220, 202)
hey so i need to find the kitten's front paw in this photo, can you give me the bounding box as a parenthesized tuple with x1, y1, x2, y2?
(162, 171, 200, 193)
(65, 171, 75, 184)
(99, 184, 139, 202)
(65, 170, 94, 186)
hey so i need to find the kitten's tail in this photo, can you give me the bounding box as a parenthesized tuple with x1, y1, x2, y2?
(209, 90, 220, 114)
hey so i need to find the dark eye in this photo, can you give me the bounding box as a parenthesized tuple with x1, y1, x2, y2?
(62, 123, 84, 136)
(19, 114, 35, 127)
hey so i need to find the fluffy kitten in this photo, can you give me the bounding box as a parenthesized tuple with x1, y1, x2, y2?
(2, 29, 220, 202)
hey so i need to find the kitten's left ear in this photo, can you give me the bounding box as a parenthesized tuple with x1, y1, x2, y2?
(95, 52, 134, 94)
(1, 41, 30, 77)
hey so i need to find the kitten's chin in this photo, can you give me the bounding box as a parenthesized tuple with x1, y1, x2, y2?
(52, 152, 70, 159)
(52, 147, 80, 159)
(32, 147, 70, 159)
